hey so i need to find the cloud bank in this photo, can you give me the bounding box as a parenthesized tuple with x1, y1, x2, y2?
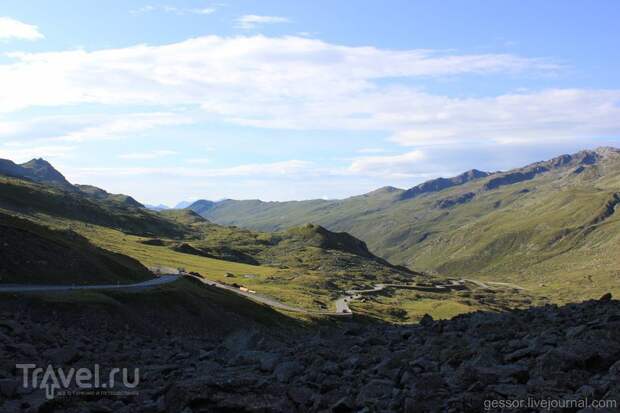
(235, 15, 290, 29)
(0, 17, 44, 41)
(1, 34, 601, 150)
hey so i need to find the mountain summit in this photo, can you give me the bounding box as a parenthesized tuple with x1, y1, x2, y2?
(0, 157, 146, 209)
(399, 169, 489, 201)
(0, 158, 73, 189)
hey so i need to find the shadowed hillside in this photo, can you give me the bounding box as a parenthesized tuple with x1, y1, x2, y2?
(0, 212, 153, 285)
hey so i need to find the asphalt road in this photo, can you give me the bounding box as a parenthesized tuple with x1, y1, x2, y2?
(0, 275, 180, 293)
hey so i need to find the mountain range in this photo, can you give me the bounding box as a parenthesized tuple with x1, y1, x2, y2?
(188, 147, 620, 302)
(2, 146, 619, 312)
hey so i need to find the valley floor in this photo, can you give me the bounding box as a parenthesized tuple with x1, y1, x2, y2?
(65, 222, 540, 323)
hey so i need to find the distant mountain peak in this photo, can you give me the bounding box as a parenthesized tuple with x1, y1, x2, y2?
(593, 146, 620, 157)
(174, 200, 193, 209)
(462, 169, 489, 178)
(188, 199, 216, 215)
(23, 157, 53, 167)
(0, 157, 72, 189)
(21, 158, 69, 183)
(145, 204, 170, 211)
(399, 169, 490, 201)
(364, 186, 404, 197)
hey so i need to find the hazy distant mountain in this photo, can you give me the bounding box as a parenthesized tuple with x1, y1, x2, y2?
(175, 200, 192, 209)
(145, 203, 171, 211)
(187, 199, 216, 215)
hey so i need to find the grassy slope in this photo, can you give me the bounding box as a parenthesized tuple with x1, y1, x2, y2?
(0, 212, 153, 285)
(73, 217, 416, 311)
(196, 149, 620, 303)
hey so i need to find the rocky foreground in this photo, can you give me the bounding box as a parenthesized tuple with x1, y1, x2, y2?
(1, 296, 620, 412)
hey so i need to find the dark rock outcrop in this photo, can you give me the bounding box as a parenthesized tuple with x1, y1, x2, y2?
(435, 192, 476, 209)
(483, 166, 549, 191)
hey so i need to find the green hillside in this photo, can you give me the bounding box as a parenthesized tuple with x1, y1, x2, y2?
(190, 147, 620, 302)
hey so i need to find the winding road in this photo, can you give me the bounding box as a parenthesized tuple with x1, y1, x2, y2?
(332, 278, 526, 314)
(0, 273, 525, 317)
(0, 274, 316, 314)
(0, 275, 180, 293)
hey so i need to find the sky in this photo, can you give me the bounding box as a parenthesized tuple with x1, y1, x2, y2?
(0, 0, 619, 206)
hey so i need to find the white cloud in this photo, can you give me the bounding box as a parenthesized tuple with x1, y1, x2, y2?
(0, 35, 557, 113)
(0, 120, 26, 136)
(131, 5, 216, 15)
(0, 17, 43, 41)
(185, 158, 210, 165)
(66, 159, 313, 178)
(0, 112, 192, 145)
(0, 144, 75, 162)
(1, 35, 618, 149)
(357, 147, 387, 154)
(192, 8, 217, 15)
(235, 15, 290, 29)
(53, 113, 193, 142)
(348, 150, 426, 177)
(388, 89, 620, 146)
(215, 160, 311, 176)
(118, 150, 177, 160)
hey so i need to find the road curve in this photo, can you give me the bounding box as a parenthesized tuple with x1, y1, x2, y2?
(0, 275, 180, 293)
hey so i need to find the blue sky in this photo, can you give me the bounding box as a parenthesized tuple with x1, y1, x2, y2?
(0, 1, 619, 205)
